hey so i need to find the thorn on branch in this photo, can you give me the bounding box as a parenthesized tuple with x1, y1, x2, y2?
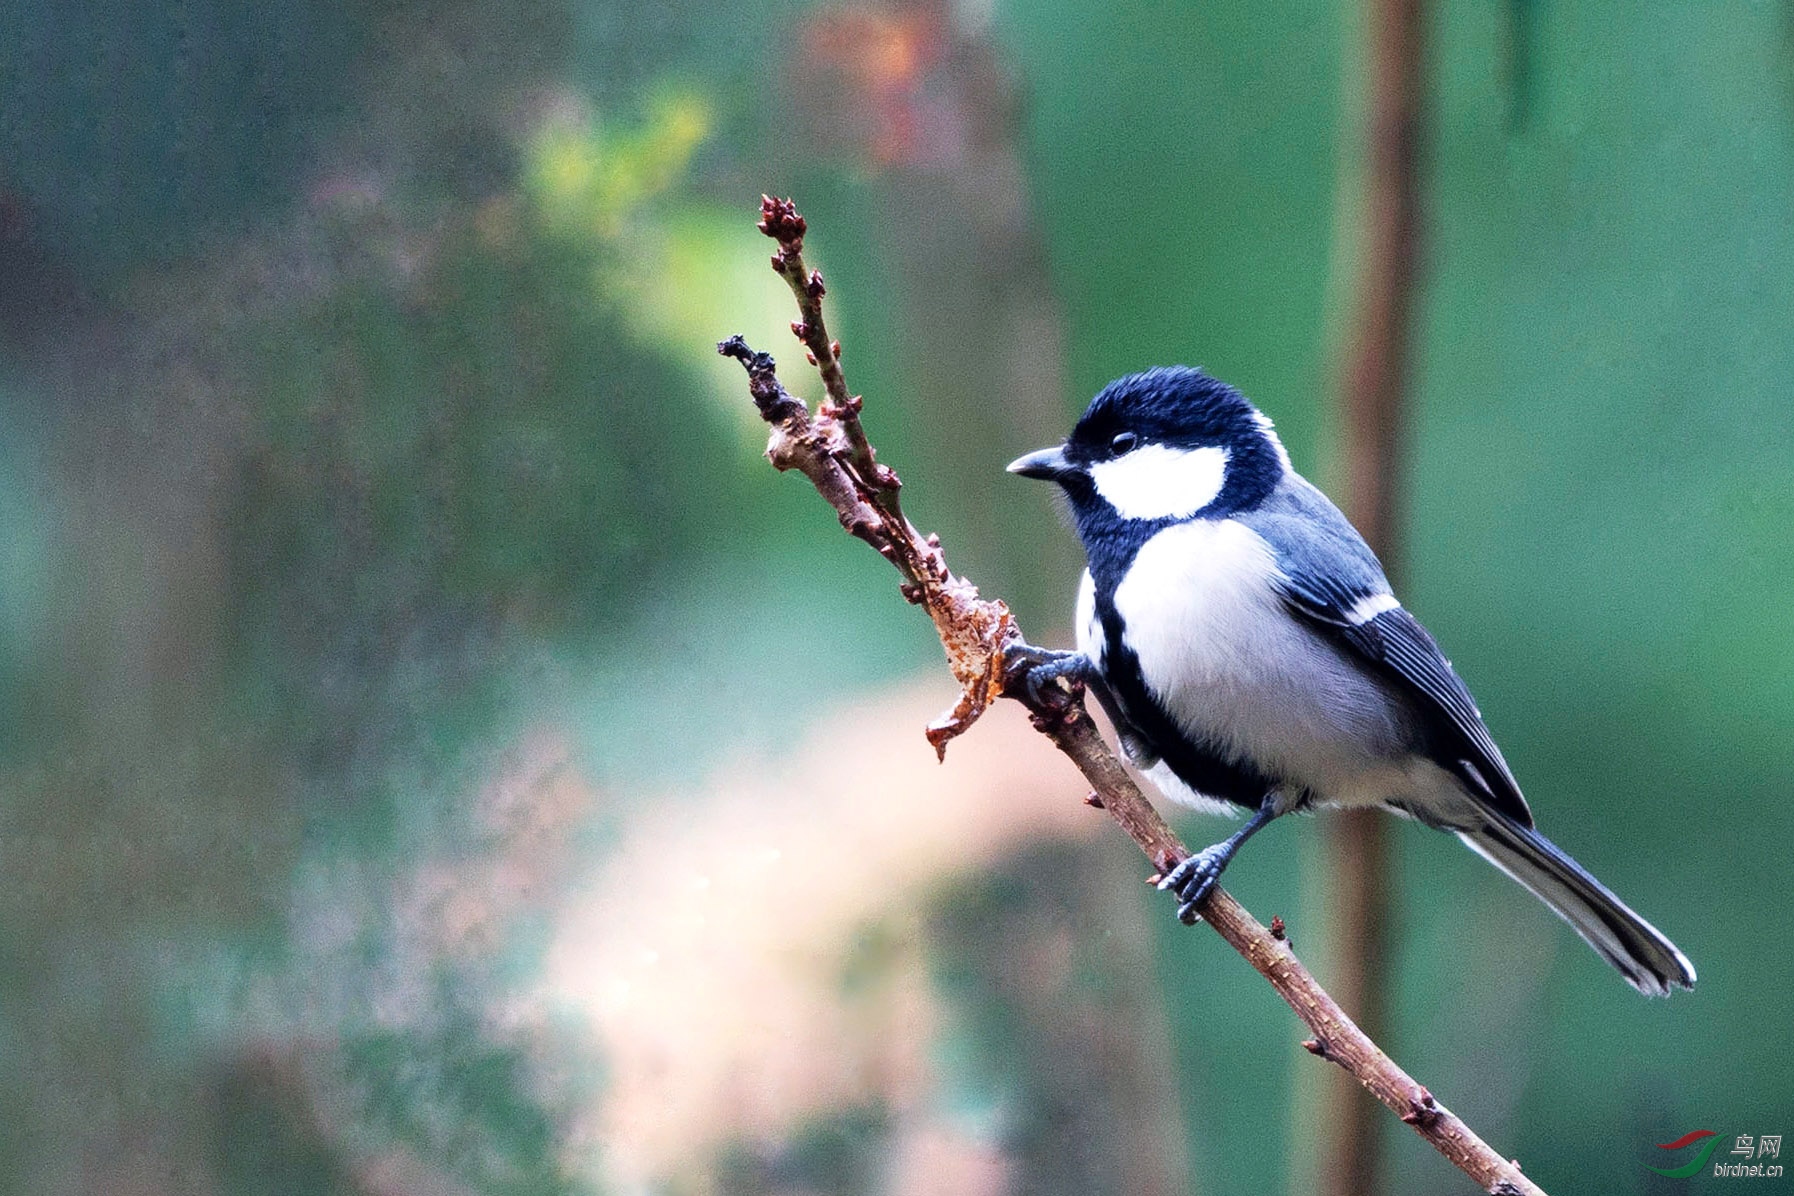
(1084, 791, 1105, 809)
(1303, 1037, 1334, 1061)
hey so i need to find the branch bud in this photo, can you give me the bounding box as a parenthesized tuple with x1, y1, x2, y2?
(757, 195, 807, 249)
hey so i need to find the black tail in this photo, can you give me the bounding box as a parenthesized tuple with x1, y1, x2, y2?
(1458, 815, 1696, 996)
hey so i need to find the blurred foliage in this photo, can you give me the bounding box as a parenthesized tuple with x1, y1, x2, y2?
(0, 0, 367, 274)
(227, 99, 740, 824)
(2, 0, 1791, 1194)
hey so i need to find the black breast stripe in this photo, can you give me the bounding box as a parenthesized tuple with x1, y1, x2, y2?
(1096, 602, 1274, 812)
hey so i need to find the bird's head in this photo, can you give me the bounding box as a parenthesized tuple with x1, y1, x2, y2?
(1008, 367, 1289, 542)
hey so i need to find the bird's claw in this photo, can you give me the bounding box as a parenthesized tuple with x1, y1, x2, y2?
(1001, 642, 1088, 709)
(1158, 845, 1229, 924)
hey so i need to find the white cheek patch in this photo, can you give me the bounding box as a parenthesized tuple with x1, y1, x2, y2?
(1089, 443, 1230, 521)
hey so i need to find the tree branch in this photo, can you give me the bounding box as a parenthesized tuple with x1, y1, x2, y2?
(719, 196, 1546, 1196)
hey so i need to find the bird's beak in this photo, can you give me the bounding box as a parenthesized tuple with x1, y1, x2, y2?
(1007, 445, 1072, 481)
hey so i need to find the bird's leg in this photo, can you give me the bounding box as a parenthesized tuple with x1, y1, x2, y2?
(1158, 796, 1279, 924)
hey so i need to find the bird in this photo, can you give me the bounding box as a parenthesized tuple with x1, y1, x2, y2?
(1005, 365, 1695, 995)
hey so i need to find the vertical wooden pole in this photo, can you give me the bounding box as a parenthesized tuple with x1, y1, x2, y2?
(1322, 0, 1426, 1194)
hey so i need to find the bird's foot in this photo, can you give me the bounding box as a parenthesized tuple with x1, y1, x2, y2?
(1001, 642, 1090, 709)
(1157, 843, 1234, 925)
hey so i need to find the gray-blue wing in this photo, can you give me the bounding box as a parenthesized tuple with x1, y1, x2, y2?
(1240, 483, 1534, 828)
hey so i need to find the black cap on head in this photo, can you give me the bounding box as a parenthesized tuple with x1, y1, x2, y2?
(1064, 366, 1262, 464)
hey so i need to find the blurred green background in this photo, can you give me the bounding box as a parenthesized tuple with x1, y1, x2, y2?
(2, 1, 1789, 1193)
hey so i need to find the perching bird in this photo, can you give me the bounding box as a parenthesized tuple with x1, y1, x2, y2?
(1006, 366, 1695, 995)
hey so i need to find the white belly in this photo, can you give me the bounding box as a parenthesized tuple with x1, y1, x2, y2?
(1110, 518, 1418, 811)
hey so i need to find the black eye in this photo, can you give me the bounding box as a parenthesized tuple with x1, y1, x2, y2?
(1109, 432, 1138, 456)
